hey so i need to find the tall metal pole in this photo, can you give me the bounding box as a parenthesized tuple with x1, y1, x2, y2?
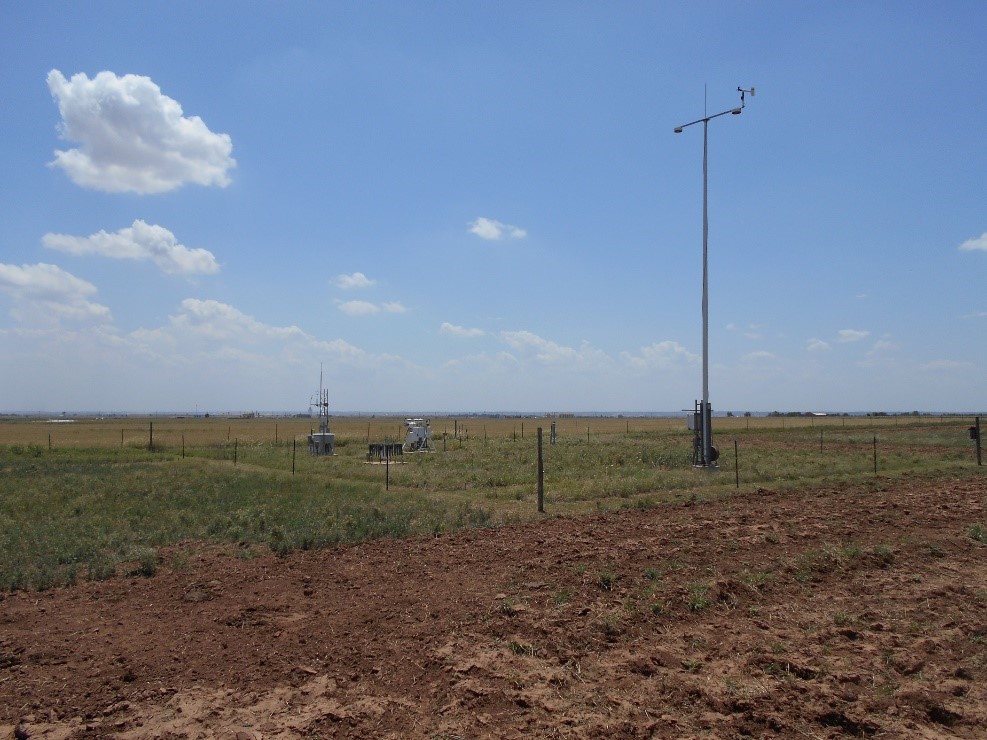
(701, 119, 712, 467)
(675, 86, 754, 468)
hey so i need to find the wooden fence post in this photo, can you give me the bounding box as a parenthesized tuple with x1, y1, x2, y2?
(537, 427, 544, 513)
(734, 439, 739, 489)
(976, 417, 983, 467)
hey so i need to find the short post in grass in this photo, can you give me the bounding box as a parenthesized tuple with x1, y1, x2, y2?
(734, 439, 739, 489)
(537, 427, 545, 513)
(972, 417, 982, 466)
(979, 417, 983, 466)
(234, 438, 238, 466)
(149, 421, 153, 451)
(292, 438, 296, 474)
(873, 435, 878, 474)
(182, 434, 185, 459)
(121, 428, 124, 447)
(385, 446, 390, 490)
(48, 433, 51, 451)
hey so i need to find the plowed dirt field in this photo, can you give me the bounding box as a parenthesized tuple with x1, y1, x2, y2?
(2, 472, 986, 738)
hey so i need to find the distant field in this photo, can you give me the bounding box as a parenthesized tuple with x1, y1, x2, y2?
(0, 411, 978, 448)
(0, 413, 982, 591)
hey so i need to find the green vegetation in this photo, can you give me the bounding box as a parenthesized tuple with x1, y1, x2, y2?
(0, 413, 982, 591)
(686, 582, 712, 612)
(0, 443, 490, 591)
(598, 569, 617, 591)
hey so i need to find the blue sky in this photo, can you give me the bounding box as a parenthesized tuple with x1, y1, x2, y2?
(1, 2, 985, 414)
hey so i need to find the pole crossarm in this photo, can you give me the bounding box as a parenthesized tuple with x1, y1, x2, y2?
(673, 106, 741, 133)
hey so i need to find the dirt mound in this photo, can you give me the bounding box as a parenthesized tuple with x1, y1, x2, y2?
(2, 473, 986, 738)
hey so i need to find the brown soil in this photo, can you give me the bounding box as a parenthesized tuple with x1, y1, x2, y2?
(2, 473, 986, 738)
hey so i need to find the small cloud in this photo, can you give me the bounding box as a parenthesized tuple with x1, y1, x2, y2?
(336, 300, 407, 317)
(468, 217, 527, 241)
(334, 272, 375, 289)
(806, 338, 830, 352)
(0, 262, 111, 322)
(440, 322, 485, 338)
(499, 330, 606, 365)
(620, 340, 697, 369)
(959, 232, 987, 252)
(42, 220, 219, 275)
(171, 298, 306, 342)
(47, 69, 235, 194)
(337, 300, 380, 317)
(837, 329, 870, 343)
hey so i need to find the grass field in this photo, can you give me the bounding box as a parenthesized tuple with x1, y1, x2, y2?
(0, 413, 982, 591)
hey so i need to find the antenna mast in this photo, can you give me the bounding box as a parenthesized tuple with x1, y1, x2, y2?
(307, 364, 334, 455)
(317, 365, 329, 435)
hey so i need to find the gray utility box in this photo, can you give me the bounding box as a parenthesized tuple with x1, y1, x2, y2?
(308, 431, 335, 456)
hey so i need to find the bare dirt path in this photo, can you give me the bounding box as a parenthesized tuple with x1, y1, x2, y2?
(2, 472, 986, 738)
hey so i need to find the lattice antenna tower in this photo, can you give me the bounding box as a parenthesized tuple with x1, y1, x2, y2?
(310, 364, 330, 435)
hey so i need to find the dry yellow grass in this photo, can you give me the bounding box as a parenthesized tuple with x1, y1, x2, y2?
(0, 411, 956, 449)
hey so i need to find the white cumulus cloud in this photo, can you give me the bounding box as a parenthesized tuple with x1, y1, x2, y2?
(499, 330, 606, 366)
(468, 217, 527, 241)
(806, 338, 830, 352)
(168, 298, 306, 343)
(334, 272, 376, 289)
(0, 262, 111, 322)
(47, 69, 235, 194)
(337, 300, 379, 317)
(869, 339, 897, 353)
(336, 300, 407, 317)
(959, 232, 987, 252)
(440, 322, 485, 338)
(42, 220, 219, 275)
(837, 329, 870, 343)
(620, 340, 697, 369)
